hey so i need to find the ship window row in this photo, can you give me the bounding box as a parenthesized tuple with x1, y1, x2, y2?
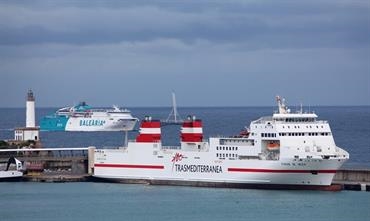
(281, 118, 315, 122)
(216, 153, 238, 158)
(282, 125, 324, 129)
(261, 133, 276, 138)
(220, 139, 249, 145)
(279, 132, 331, 136)
(216, 146, 238, 151)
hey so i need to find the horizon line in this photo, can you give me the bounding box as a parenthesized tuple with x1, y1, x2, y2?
(0, 104, 369, 109)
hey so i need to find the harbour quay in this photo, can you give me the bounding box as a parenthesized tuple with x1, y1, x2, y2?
(333, 169, 370, 191)
(0, 147, 369, 191)
(0, 147, 93, 182)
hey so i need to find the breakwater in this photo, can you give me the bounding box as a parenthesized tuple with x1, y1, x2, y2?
(1, 147, 369, 191)
(333, 169, 370, 191)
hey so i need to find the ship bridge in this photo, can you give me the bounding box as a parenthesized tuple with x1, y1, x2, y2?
(273, 113, 318, 122)
(253, 113, 327, 125)
(269, 96, 324, 123)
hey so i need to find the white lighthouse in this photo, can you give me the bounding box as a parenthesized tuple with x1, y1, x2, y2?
(14, 90, 40, 145)
(26, 90, 36, 127)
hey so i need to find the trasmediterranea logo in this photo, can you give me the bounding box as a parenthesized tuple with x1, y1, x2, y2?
(171, 152, 184, 171)
(171, 152, 223, 174)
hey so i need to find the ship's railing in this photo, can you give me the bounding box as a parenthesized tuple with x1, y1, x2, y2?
(162, 146, 181, 150)
(273, 120, 328, 124)
(211, 135, 251, 139)
(253, 116, 328, 124)
(87, 108, 131, 113)
(128, 139, 162, 143)
(252, 116, 272, 124)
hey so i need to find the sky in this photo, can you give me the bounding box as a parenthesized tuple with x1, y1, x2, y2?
(0, 0, 369, 107)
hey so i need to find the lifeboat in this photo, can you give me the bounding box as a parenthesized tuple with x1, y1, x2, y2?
(239, 129, 250, 137)
(267, 142, 280, 150)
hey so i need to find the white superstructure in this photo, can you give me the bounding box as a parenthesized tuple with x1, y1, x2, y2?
(93, 96, 349, 188)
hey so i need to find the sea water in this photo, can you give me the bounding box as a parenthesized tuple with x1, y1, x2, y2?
(0, 182, 369, 221)
(0, 107, 369, 221)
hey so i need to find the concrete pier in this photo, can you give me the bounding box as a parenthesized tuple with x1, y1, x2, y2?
(333, 169, 370, 191)
(0, 147, 90, 182)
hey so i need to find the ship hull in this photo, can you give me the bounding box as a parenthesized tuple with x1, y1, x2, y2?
(93, 148, 345, 187)
(41, 117, 137, 132)
(0, 171, 23, 181)
(65, 117, 137, 131)
(93, 177, 342, 191)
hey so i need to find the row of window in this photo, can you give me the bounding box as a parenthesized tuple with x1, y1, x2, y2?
(279, 132, 331, 137)
(220, 139, 249, 145)
(256, 125, 325, 129)
(261, 133, 277, 138)
(282, 125, 324, 129)
(216, 146, 239, 151)
(216, 153, 238, 158)
(282, 118, 315, 122)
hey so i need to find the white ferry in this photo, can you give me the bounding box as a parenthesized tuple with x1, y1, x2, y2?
(40, 102, 138, 132)
(93, 97, 349, 189)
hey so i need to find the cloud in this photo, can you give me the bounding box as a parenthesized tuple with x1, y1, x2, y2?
(0, 1, 368, 49)
(0, 0, 369, 107)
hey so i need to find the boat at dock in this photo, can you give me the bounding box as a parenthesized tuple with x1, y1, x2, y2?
(40, 102, 138, 132)
(0, 157, 24, 181)
(93, 96, 349, 189)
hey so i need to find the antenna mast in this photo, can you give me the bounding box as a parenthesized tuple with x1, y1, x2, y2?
(166, 91, 182, 123)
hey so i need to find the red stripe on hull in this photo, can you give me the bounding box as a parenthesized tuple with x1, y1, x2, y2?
(95, 164, 164, 169)
(228, 168, 337, 173)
